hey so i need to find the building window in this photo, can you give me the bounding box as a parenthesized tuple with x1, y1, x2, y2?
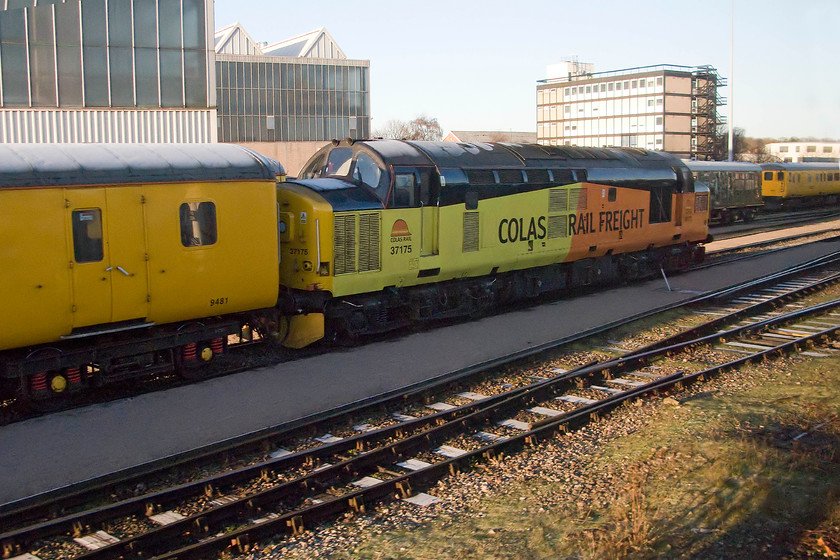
(564, 106, 570, 114)
(631, 80, 637, 88)
(807, 145, 817, 152)
(180, 202, 218, 247)
(648, 80, 654, 87)
(824, 146, 833, 153)
(615, 82, 621, 91)
(600, 83, 606, 92)
(655, 116, 663, 125)
(796, 146, 800, 152)
(623, 81, 629, 89)
(647, 99, 654, 107)
(585, 86, 591, 94)
(578, 86, 585, 94)
(656, 77, 663, 86)
(656, 98, 663, 105)
(779, 146, 789, 152)
(564, 87, 569, 95)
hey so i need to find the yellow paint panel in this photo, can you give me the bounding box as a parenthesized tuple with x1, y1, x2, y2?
(0, 189, 73, 350)
(144, 181, 279, 324)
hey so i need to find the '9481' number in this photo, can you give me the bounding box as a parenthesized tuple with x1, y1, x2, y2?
(210, 297, 229, 307)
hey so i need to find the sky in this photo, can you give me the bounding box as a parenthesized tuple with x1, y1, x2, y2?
(213, 0, 840, 140)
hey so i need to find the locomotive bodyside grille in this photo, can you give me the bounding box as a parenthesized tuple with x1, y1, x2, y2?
(547, 215, 568, 239)
(549, 188, 568, 212)
(462, 212, 479, 252)
(334, 214, 357, 275)
(569, 187, 587, 210)
(358, 212, 381, 272)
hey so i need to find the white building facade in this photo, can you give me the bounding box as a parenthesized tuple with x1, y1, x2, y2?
(765, 142, 840, 163)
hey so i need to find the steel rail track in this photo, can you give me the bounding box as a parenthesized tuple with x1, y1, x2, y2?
(4, 254, 840, 559)
(59, 295, 840, 560)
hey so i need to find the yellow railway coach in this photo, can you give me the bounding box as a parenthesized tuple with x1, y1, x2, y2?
(761, 162, 840, 205)
(0, 144, 283, 405)
(276, 140, 709, 346)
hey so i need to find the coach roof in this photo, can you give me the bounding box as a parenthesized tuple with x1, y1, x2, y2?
(0, 143, 284, 188)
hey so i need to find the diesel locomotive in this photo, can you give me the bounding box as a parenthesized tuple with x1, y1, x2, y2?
(0, 140, 710, 407)
(277, 140, 709, 347)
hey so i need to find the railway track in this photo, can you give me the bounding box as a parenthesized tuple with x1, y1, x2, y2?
(4, 252, 840, 560)
(709, 207, 840, 240)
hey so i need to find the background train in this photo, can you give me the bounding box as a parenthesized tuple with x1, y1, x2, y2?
(686, 160, 840, 224)
(0, 141, 709, 407)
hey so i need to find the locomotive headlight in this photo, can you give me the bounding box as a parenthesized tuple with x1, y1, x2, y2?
(278, 220, 288, 234)
(302, 260, 314, 271)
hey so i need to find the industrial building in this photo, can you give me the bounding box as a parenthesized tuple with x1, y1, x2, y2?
(536, 62, 726, 160)
(0, 1, 370, 173)
(0, 0, 216, 143)
(214, 23, 370, 172)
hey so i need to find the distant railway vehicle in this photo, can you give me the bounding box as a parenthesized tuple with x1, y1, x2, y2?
(686, 161, 763, 224)
(0, 141, 710, 407)
(760, 162, 840, 207)
(686, 160, 840, 222)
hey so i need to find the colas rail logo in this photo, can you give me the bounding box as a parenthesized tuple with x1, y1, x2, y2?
(390, 219, 412, 242)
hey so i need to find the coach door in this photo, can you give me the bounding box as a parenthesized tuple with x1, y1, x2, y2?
(67, 187, 150, 330)
(418, 168, 440, 257)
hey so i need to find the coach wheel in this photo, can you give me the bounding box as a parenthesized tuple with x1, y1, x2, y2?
(21, 371, 74, 412)
(743, 209, 756, 223)
(177, 340, 219, 380)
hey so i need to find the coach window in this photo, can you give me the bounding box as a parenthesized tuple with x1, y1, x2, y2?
(72, 210, 104, 263)
(180, 202, 217, 247)
(608, 188, 617, 202)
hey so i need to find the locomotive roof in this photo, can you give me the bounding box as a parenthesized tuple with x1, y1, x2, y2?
(0, 143, 284, 189)
(362, 139, 684, 171)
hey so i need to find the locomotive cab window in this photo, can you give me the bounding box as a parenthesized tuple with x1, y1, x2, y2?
(391, 172, 416, 208)
(325, 148, 353, 176)
(352, 153, 383, 190)
(777, 172, 784, 181)
(71, 209, 104, 263)
(180, 202, 217, 247)
(764, 171, 773, 181)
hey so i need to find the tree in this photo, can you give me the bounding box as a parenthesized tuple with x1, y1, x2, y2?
(375, 115, 443, 141)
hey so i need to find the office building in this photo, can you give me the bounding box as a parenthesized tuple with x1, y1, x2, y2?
(536, 62, 725, 159)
